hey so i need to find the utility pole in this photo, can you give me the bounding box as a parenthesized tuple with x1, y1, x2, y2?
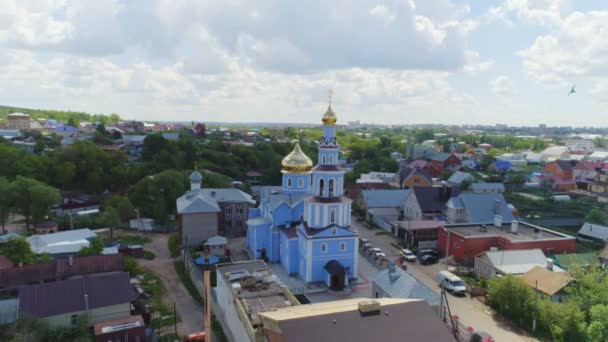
(174, 302, 178, 337)
(204, 269, 212, 342)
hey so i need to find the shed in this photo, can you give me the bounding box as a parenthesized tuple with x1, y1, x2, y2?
(204, 235, 228, 257)
(372, 266, 440, 308)
(577, 223, 608, 242)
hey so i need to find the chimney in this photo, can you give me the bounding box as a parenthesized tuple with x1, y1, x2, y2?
(493, 199, 501, 214)
(69, 255, 74, 266)
(494, 215, 502, 228)
(546, 258, 554, 271)
(510, 221, 519, 234)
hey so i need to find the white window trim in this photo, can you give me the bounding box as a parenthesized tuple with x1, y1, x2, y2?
(330, 209, 336, 224)
(321, 243, 328, 253)
(298, 178, 303, 188)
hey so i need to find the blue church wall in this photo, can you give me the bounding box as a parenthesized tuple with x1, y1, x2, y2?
(282, 173, 311, 193)
(318, 149, 340, 166)
(289, 202, 304, 223)
(249, 208, 260, 218)
(309, 238, 357, 282)
(247, 222, 270, 260)
(280, 233, 299, 274)
(270, 228, 281, 262)
(272, 204, 291, 226)
(311, 173, 344, 197)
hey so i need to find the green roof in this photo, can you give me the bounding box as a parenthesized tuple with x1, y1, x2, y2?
(553, 253, 599, 270)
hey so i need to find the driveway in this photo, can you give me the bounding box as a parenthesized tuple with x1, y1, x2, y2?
(138, 233, 205, 338)
(352, 217, 537, 342)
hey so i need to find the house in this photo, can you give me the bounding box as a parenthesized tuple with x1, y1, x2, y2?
(478, 143, 493, 151)
(94, 315, 145, 342)
(588, 170, 608, 193)
(213, 261, 300, 342)
(393, 220, 446, 249)
(587, 151, 608, 161)
(408, 159, 428, 169)
(204, 235, 228, 257)
(247, 105, 359, 289)
(446, 192, 514, 224)
(440, 221, 576, 265)
(521, 266, 573, 303)
(7, 113, 31, 129)
(397, 167, 432, 188)
(0, 254, 124, 290)
(447, 171, 474, 187)
(497, 153, 527, 166)
(474, 248, 560, 279)
(26, 228, 97, 257)
(413, 145, 437, 159)
(0, 129, 20, 140)
(542, 160, 577, 190)
(345, 183, 391, 205)
(471, 183, 505, 193)
(462, 159, 479, 170)
(577, 222, 608, 242)
(574, 161, 602, 188)
(553, 253, 599, 271)
(18, 272, 134, 328)
(541, 146, 570, 162)
(258, 298, 456, 342)
(429, 152, 462, 172)
(177, 171, 255, 246)
(566, 139, 594, 154)
(361, 189, 413, 220)
(372, 264, 440, 308)
(407, 186, 459, 220)
(489, 160, 512, 173)
(524, 151, 543, 165)
(357, 172, 397, 185)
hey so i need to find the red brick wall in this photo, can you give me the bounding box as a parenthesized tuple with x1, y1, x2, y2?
(503, 239, 576, 255)
(444, 155, 462, 168)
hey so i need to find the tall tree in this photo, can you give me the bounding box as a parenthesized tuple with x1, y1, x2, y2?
(0, 177, 12, 234)
(0, 238, 35, 265)
(10, 176, 60, 229)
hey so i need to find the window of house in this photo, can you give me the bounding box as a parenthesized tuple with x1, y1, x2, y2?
(225, 208, 232, 215)
(70, 314, 79, 326)
(322, 155, 327, 164)
(330, 209, 336, 224)
(340, 241, 346, 251)
(237, 208, 243, 215)
(329, 179, 335, 197)
(319, 179, 325, 196)
(321, 243, 328, 253)
(298, 178, 303, 187)
(329, 155, 334, 163)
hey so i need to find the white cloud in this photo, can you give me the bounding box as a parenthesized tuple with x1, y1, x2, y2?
(490, 75, 517, 95)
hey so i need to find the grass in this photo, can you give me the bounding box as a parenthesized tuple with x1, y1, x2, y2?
(117, 234, 152, 245)
(375, 231, 391, 236)
(143, 250, 156, 260)
(173, 261, 204, 305)
(152, 312, 181, 328)
(168, 233, 181, 258)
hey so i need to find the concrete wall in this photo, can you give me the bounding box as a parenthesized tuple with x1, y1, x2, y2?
(44, 303, 131, 328)
(182, 212, 219, 247)
(213, 272, 251, 342)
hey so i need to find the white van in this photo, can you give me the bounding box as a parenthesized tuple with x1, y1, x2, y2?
(437, 271, 467, 296)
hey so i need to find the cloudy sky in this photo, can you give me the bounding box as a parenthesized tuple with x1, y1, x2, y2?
(1, 0, 607, 126)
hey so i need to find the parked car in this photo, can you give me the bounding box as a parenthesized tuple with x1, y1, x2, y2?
(437, 271, 466, 296)
(419, 254, 439, 265)
(400, 249, 416, 262)
(470, 330, 494, 342)
(359, 238, 369, 246)
(369, 247, 382, 256)
(417, 249, 439, 258)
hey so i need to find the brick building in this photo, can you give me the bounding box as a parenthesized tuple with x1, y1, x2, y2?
(438, 220, 576, 265)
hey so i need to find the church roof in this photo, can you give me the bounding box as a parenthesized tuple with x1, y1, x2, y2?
(177, 193, 220, 214)
(322, 105, 337, 125)
(282, 140, 313, 173)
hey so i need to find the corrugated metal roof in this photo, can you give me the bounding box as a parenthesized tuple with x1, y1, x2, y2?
(176, 191, 221, 214)
(448, 171, 474, 184)
(471, 183, 505, 192)
(373, 268, 440, 307)
(361, 189, 411, 208)
(578, 223, 608, 241)
(26, 229, 96, 254)
(484, 249, 549, 275)
(454, 192, 514, 222)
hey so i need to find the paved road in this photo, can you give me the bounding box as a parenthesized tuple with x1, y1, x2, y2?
(352, 218, 537, 342)
(138, 233, 205, 338)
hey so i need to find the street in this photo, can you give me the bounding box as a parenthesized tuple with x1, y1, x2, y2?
(351, 217, 537, 342)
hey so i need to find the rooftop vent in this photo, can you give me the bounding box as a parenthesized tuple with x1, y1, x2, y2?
(358, 300, 381, 314)
(480, 224, 488, 232)
(510, 221, 519, 234)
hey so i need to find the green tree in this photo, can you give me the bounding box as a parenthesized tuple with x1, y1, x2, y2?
(0, 238, 36, 265)
(593, 137, 606, 148)
(10, 176, 60, 229)
(129, 170, 187, 225)
(78, 237, 104, 256)
(103, 195, 135, 222)
(0, 177, 12, 234)
(67, 117, 79, 128)
(586, 208, 606, 225)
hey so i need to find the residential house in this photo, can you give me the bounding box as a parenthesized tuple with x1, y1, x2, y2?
(26, 229, 97, 257)
(413, 145, 437, 159)
(121, 134, 146, 156)
(7, 113, 31, 129)
(429, 153, 462, 173)
(543, 160, 577, 190)
(566, 139, 594, 154)
(18, 272, 134, 328)
(346, 183, 391, 207)
(447, 171, 474, 187)
(471, 183, 505, 193)
(474, 248, 560, 279)
(577, 222, 608, 242)
(0, 129, 20, 140)
(361, 189, 413, 220)
(521, 266, 573, 303)
(497, 153, 527, 166)
(0, 254, 124, 290)
(393, 220, 446, 249)
(372, 264, 441, 308)
(524, 151, 543, 165)
(489, 160, 512, 173)
(588, 170, 608, 193)
(177, 170, 255, 246)
(397, 167, 432, 189)
(356, 172, 397, 185)
(553, 253, 599, 271)
(587, 151, 608, 161)
(407, 186, 459, 220)
(440, 221, 576, 265)
(477, 143, 493, 152)
(541, 146, 570, 162)
(446, 192, 514, 224)
(258, 298, 456, 342)
(574, 161, 602, 189)
(462, 159, 479, 170)
(408, 159, 428, 169)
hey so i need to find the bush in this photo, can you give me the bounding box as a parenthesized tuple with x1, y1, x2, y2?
(143, 250, 156, 260)
(117, 234, 151, 245)
(124, 256, 143, 277)
(168, 233, 181, 258)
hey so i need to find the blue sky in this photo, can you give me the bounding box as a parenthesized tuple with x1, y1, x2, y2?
(0, 0, 607, 126)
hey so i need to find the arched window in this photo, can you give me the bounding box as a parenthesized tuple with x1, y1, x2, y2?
(319, 179, 325, 196)
(330, 209, 336, 224)
(322, 155, 327, 164)
(329, 155, 333, 164)
(287, 177, 292, 187)
(328, 179, 335, 197)
(298, 178, 303, 188)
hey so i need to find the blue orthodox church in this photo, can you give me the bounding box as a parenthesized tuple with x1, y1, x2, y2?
(246, 104, 358, 290)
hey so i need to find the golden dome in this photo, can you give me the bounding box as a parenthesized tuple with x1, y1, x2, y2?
(282, 140, 313, 173)
(322, 105, 337, 125)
